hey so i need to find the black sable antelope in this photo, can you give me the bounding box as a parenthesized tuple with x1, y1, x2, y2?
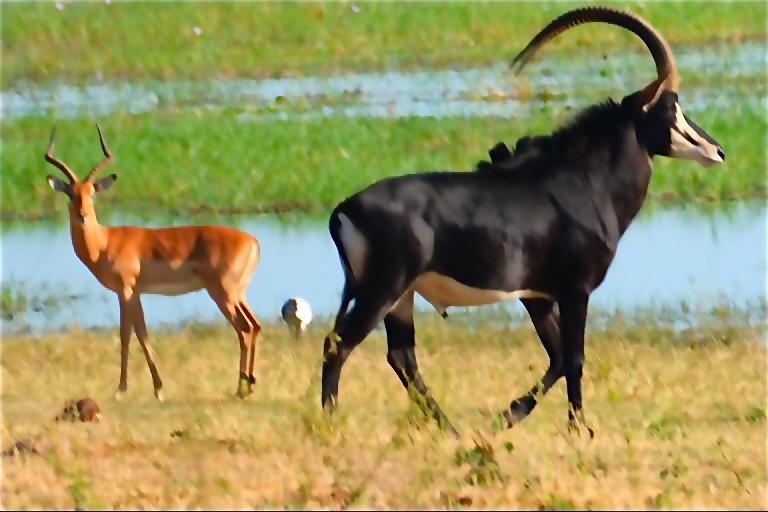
(320, 6, 725, 436)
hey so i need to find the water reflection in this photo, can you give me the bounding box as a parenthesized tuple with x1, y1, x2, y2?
(2, 41, 764, 121)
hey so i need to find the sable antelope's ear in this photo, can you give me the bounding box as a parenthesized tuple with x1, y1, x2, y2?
(638, 76, 672, 112)
(94, 174, 117, 192)
(47, 175, 70, 194)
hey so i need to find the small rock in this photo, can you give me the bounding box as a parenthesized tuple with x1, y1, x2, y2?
(458, 495, 473, 506)
(55, 397, 102, 423)
(2, 438, 39, 457)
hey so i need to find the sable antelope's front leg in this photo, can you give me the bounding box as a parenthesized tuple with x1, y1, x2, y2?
(504, 299, 564, 427)
(115, 295, 134, 400)
(559, 291, 594, 438)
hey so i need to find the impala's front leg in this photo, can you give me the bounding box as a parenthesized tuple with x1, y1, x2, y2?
(132, 295, 164, 400)
(115, 295, 134, 400)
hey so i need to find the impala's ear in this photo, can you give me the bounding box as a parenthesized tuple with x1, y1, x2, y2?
(47, 175, 70, 194)
(94, 173, 117, 192)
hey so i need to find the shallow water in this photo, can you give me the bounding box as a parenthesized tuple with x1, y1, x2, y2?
(2, 41, 764, 121)
(1, 201, 765, 335)
(2, 41, 765, 334)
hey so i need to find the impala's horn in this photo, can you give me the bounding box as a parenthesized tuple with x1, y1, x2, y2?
(84, 124, 114, 183)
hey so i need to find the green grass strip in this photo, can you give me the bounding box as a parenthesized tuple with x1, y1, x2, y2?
(4, 97, 765, 220)
(2, 1, 765, 87)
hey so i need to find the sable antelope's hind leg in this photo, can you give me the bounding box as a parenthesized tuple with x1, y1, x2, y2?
(384, 291, 458, 437)
(322, 283, 413, 413)
(132, 296, 164, 400)
(504, 299, 564, 427)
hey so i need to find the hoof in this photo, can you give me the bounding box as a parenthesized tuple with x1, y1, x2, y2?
(236, 373, 251, 399)
(568, 419, 595, 439)
(154, 389, 164, 402)
(502, 408, 519, 429)
(442, 421, 461, 439)
(503, 397, 533, 428)
(236, 385, 249, 399)
(114, 390, 125, 401)
(321, 396, 337, 413)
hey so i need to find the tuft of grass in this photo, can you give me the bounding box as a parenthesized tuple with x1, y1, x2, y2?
(453, 434, 506, 487)
(1, 284, 29, 321)
(1, 316, 765, 509)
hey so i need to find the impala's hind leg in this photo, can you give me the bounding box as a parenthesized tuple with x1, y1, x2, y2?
(206, 287, 256, 399)
(504, 298, 563, 427)
(238, 300, 262, 393)
(384, 290, 458, 437)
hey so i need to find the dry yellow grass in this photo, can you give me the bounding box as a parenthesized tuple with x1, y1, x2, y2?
(1, 317, 766, 509)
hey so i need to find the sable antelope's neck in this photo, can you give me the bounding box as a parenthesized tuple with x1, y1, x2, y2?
(69, 214, 108, 265)
(609, 146, 654, 235)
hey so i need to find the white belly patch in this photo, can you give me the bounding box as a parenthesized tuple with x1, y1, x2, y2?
(141, 279, 204, 296)
(412, 272, 552, 314)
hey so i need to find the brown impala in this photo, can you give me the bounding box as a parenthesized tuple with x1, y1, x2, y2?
(45, 125, 262, 400)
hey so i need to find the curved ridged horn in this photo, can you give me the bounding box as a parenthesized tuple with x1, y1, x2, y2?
(45, 126, 78, 183)
(84, 123, 114, 182)
(510, 6, 679, 93)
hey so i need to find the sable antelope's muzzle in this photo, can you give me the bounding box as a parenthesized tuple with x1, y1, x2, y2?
(670, 105, 725, 167)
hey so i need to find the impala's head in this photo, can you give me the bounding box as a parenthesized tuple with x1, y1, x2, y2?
(511, 6, 725, 167)
(45, 125, 117, 224)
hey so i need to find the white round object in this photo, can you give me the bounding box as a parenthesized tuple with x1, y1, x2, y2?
(281, 297, 313, 337)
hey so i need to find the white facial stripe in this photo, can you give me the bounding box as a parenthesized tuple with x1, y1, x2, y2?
(669, 104, 723, 167)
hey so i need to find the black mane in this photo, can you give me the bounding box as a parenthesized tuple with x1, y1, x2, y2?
(476, 99, 631, 177)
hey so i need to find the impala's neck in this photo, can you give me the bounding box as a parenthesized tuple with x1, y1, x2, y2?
(69, 211, 108, 265)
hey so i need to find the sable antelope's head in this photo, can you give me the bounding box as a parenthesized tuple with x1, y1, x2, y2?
(511, 6, 725, 167)
(45, 125, 117, 224)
